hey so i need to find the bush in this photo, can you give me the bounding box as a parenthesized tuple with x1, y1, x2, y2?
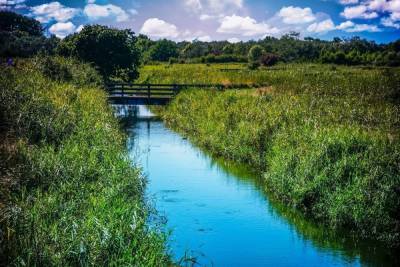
(34, 56, 103, 88)
(260, 53, 279, 66)
(248, 45, 265, 62)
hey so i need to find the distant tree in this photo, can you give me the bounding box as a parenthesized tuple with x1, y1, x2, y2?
(181, 41, 208, 58)
(248, 45, 265, 68)
(0, 11, 58, 57)
(149, 39, 178, 61)
(0, 11, 42, 36)
(57, 25, 141, 81)
(222, 44, 235, 54)
(136, 34, 154, 62)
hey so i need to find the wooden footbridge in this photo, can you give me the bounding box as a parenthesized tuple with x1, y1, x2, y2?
(107, 83, 265, 105)
(107, 83, 181, 105)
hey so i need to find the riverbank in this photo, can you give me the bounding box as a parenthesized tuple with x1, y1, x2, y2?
(155, 64, 400, 247)
(0, 58, 170, 265)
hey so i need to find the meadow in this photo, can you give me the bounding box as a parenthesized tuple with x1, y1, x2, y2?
(152, 63, 400, 247)
(0, 58, 171, 266)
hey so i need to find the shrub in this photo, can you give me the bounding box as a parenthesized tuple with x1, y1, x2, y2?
(260, 53, 279, 66)
(34, 56, 103, 88)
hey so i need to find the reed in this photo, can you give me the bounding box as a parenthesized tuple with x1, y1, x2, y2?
(157, 63, 400, 247)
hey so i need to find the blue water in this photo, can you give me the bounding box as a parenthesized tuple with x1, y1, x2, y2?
(122, 106, 393, 267)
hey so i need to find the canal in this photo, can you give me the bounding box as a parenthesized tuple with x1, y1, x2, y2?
(120, 105, 396, 267)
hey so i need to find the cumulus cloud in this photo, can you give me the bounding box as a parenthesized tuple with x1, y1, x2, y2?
(336, 20, 355, 30)
(341, 5, 378, 19)
(278, 6, 316, 24)
(381, 17, 400, 28)
(307, 19, 335, 33)
(30, 2, 80, 23)
(217, 15, 279, 37)
(140, 18, 179, 39)
(49, 21, 76, 38)
(336, 20, 381, 32)
(340, 0, 400, 29)
(84, 3, 130, 22)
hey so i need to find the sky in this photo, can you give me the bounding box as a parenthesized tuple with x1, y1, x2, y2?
(1, 0, 399, 43)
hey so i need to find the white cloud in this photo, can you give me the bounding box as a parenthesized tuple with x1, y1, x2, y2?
(49, 21, 76, 38)
(0, 0, 26, 9)
(278, 6, 316, 24)
(76, 24, 84, 32)
(307, 19, 335, 33)
(336, 20, 355, 29)
(341, 5, 378, 19)
(335, 20, 381, 32)
(217, 15, 279, 37)
(339, 0, 359, 5)
(197, 35, 212, 42)
(199, 14, 215, 20)
(184, 0, 243, 18)
(140, 18, 179, 39)
(30, 2, 80, 23)
(340, 0, 400, 27)
(227, 37, 241, 43)
(381, 17, 400, 28)
(83, 3, 129, 22)
(184, 0, 202, 12)
(344, 23, 381, 32)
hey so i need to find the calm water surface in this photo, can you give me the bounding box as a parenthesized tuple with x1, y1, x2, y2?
(120, 106, 395, 267)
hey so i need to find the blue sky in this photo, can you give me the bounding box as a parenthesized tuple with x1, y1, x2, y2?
(1, 0, 399, 43)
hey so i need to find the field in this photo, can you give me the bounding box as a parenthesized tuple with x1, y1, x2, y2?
(0, 58, 171, 266)
(151, 63, 400, 246)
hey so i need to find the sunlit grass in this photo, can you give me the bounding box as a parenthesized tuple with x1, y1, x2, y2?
(0, 60, 171, 265)
(154, 63, 400, 247)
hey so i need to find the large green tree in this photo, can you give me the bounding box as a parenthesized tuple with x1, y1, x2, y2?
(0, 11, 58, 57)
(57, 25, 141, 81)
(149, 39, 178, 61)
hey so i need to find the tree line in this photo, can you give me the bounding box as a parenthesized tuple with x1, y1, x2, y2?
(1, 11, 399, 82)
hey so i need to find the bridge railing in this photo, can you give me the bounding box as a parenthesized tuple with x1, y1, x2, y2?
(107, 83, 181, 99)
(106, 83, 267, 97)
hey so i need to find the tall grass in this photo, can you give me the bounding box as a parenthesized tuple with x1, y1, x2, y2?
(0, 59, 171, 265)
(157, 64, 400, 247)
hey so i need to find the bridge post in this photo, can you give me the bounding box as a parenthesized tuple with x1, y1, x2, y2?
(147, 84, 151, 100)
(121, 84, 124, 97)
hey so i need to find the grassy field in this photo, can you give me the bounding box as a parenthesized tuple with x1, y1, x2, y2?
(152, 63, 400, 247)
(0, 58, 171, 266)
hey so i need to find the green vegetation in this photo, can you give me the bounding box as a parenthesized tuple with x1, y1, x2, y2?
(135, 33, 400, 66)
(0, 11, 58, 58)
(0, 58, 170, 265)
(57, 25, 141, 82)
(153, 63, 400, 247)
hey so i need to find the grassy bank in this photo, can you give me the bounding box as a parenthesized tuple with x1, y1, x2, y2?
(0, 58, 170, 265)
(156, 63, 400, 247)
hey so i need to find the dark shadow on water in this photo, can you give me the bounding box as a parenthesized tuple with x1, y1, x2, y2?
(115, 104, 399, 267)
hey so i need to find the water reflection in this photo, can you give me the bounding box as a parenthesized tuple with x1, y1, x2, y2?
(116, 105, 398, 267)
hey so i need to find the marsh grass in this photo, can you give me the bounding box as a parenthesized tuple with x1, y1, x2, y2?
(156, 63, 400, 247)
(0, 59, 171, 265)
